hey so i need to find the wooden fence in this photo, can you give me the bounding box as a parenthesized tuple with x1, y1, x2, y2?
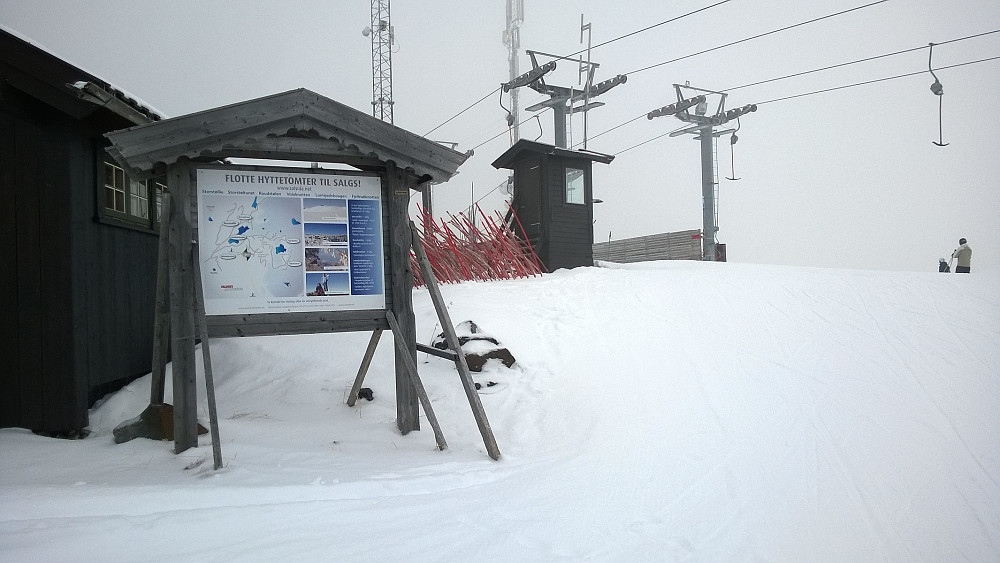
(592, 230, 703, 263)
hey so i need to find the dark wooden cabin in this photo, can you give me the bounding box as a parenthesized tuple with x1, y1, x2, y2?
(1, 29, 162, 433)
(492, 139, 613, 271)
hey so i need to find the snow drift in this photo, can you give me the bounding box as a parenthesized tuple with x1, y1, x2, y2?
(1, 261, 998, 561)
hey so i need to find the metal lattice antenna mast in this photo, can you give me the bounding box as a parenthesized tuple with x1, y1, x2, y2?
(365, 0, 394, 124)
(504, 0, 524, 142)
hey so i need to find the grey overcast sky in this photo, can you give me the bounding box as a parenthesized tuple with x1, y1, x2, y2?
(2, 0, 998, 272)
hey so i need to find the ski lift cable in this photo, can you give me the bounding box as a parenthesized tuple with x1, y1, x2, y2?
(755, 55, 1000, 105)
(424, 86, 502, 137)
(562, 0, 734, 59)
(721, 29, 999, 93)
(569, 112, 648, 149)
(431, 1, 893, 156)
(622, 0, 891, 77)
(610, 55, 1000, 156)
(580, 33, 998, 156)
(422, 1, 734, 138)
(613, 130, 676, 156)
(473, 178, 512, 207)
(434, 6, 989, 162)
(469, 107, 553, 152)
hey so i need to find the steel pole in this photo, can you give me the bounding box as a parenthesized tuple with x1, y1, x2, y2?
(699, 126, 716, 261)
(553, 103, 568, 148)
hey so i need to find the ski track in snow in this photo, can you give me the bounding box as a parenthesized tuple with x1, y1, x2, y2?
(1, 261, 998, 562)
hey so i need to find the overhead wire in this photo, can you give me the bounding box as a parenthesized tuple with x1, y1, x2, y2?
(469, 107, 553, 152)
(464, 1, 895, 155)
(622, 0, 891, 76)
(610, 55, 1000, 155)
(722, 29, 1000, 92)
(472, 178, 512, 207)
(570, 112, 647, 149)
(615, 131, 676, 156)
(422, 0, 735, 142)
(426, 1, 996, 210)
(754, 55, 1000, 105)
(575, 30, 999, 153)
(562, 0, 734, 59)
(424, 86, 501, 137)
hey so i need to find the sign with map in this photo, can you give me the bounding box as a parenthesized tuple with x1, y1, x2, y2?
(195, 167, 385, 315)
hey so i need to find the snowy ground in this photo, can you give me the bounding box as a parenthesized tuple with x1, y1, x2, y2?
(2, 261, 998, 562)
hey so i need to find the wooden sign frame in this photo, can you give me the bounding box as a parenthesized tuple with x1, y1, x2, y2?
(103, 89, 496, 465)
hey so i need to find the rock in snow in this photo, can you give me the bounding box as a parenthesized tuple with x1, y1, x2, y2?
(430, 320, 516, 372)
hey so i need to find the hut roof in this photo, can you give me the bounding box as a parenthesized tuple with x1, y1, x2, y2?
(491, 139, 614, 170)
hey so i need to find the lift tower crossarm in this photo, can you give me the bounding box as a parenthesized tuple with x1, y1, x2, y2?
(651, 83, 758, 261)
(517, 49, 627, 148)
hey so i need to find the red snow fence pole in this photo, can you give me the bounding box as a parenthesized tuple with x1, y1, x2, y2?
(411, 205, 544, 287)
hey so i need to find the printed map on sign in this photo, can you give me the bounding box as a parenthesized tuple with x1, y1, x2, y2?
(195, 167, 386, 316)
(201, 195, 306, 303)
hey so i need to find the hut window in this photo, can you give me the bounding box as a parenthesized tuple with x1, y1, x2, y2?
(565, 167, 585, 205)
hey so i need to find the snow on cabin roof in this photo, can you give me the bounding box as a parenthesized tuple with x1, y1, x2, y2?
(1, 25, 164, 122)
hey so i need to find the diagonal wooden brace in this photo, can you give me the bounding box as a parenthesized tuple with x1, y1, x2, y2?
(409, 221, 501, 460)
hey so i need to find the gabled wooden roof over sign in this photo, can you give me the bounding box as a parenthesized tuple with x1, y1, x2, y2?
(105, 88, 469, 185)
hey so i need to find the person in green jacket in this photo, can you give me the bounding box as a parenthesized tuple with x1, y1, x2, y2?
(951, 238, 972, 273)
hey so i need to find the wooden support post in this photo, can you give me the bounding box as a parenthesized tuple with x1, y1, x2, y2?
(347, 329, 382, 407)
(192, 242, 223, 470)
(386, 311, 448, 451)
(112, 192, 174, 445)
(387, 163, 420, 434)
(167, 159, 198, 454)
(149, 193, 171, 404)
(409, 221, 501, 460)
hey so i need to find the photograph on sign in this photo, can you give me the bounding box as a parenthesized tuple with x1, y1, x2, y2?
(196, 167, 385, 315)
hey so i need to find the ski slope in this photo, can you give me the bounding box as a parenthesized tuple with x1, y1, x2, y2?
(1, 261, 998, 561)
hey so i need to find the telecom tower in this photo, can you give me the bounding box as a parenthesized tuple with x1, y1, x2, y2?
(363, 0, 393, 123)
(503, 0, 524, 142)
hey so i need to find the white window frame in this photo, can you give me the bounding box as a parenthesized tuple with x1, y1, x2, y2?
(565, 166, 585, 205)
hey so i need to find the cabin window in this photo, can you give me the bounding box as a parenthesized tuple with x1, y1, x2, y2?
(129, 178, 149, 219)
(154, 182, 166, 222)
(104, 162, 126, 213)
(99, 160, 162, 232)
(565, 167, 585, 205)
